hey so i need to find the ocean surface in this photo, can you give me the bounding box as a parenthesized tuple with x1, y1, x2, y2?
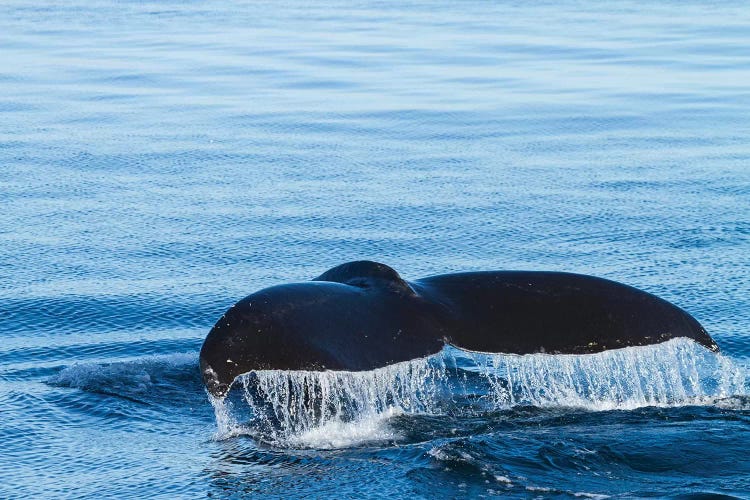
(1, 1, 749, 498)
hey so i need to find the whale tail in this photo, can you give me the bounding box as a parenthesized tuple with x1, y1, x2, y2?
(199, 262, 720, 398)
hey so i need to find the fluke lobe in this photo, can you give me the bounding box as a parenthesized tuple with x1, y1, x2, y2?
(199, 261, 718, 397)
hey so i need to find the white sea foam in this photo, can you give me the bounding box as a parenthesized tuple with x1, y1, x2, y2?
(287, 407, 403, 449)
(211, 339, 748, 448)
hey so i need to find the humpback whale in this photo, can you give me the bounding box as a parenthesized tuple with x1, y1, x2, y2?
(199, 261, 718, 397)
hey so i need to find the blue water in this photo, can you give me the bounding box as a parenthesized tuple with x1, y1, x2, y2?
(2, 0, 749, 497)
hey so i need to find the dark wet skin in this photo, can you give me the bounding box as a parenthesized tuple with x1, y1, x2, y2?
(199, 261, 718, 397)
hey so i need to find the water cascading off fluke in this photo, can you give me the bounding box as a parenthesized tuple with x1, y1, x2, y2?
(209, 339, 748, 447)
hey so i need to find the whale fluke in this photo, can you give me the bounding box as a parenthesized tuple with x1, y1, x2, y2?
(199, 261, 719, 397)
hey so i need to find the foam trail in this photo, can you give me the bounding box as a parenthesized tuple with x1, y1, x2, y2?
(212, 339, 748, 447)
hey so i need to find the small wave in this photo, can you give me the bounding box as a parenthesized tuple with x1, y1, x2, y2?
(211, 339, 748, 448)
(525, 486, 610, 499)
(0, 295, 218, 335)
(48, 353, 199, 400)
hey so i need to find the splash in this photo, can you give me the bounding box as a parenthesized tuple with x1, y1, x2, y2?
(211, 339, 748, 447)
(463, 338, 747, 411)
(287, 406, 403, 449)
(208, 394, 244, 438)
(213, 355, 448, 446)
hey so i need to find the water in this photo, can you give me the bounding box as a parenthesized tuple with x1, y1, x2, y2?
(1, 0, 749, 497)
